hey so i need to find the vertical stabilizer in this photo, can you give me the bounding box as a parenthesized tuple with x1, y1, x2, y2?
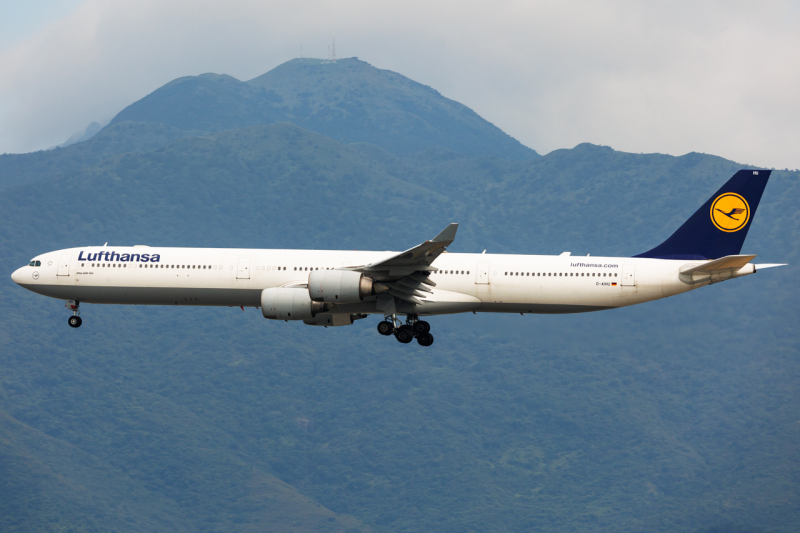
(635, 170, 771, 260)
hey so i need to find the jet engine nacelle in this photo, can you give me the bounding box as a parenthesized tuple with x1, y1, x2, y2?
(308, 270, 373, 303)
(261, 288, 328, 321)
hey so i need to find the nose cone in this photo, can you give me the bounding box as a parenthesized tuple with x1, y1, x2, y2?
(11, 267, 25, 285)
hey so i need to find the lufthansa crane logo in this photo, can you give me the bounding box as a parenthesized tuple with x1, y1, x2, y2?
(710, 193, 750, 232)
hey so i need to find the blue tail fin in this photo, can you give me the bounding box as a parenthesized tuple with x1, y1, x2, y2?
(635, 169, 771, 260)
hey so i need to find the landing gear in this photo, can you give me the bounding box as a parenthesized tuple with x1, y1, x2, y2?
(377, 321, 395, 336)
(380, 314, 434, 346)
(412, 320, 430, 335)
(66, 300, 81, 328)
(395, 325, 414, 343)
(416, 332, 434, 346)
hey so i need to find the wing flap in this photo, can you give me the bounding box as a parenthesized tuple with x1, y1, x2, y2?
(358, 224, 456, 310)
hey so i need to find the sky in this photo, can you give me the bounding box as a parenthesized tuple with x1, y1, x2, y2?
(1, 0, 799, 169)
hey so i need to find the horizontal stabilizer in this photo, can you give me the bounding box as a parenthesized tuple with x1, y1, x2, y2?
(754, 263, 788, 270)
(680, 255, 756, 275)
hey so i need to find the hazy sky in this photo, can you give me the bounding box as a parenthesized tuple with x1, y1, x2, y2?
(1, 0, 798, 169)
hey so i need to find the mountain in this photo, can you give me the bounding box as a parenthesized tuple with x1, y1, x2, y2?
(110, 57, 538, 159)
(0, 59, 798, 532)
(58, 120, 105, 148)
(0, 58, 536, 191)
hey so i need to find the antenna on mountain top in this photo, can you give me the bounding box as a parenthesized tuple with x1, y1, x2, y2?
(331, 38, 336, 61)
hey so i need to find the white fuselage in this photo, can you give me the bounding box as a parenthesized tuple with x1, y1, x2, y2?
(11, 245, 751, 317)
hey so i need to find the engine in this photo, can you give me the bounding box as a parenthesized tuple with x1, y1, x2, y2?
(261, 288, 328, 321)
(308, 270, 374, 303)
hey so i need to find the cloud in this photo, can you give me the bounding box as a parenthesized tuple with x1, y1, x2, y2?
(1, 0, 799, 169)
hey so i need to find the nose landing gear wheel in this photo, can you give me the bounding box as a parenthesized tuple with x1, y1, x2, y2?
(68, 316, 82, 328)
(377, 321, 395, 336)
(416, 332, 434, 346)
(395, 325, 414, 343)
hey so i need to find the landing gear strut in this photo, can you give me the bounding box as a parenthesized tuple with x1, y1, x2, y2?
(67, 300, 82, 328)
(379, 314, 434, 346)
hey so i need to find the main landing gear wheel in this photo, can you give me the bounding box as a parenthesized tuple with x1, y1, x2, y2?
(377, 321, 395, 336)
(395, 325, 414, 344)
(68, 316, 82, 328)
(416, 332, 434, 346)
(412, 320, 430, 335)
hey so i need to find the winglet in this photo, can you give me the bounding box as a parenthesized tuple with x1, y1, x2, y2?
(432, 223, 458, 243)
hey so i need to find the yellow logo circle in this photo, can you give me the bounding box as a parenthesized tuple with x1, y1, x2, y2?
(710, 193, 750, 232)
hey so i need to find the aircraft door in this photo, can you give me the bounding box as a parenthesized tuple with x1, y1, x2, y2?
(476, 262, 490, 284)
(57, 255, 71, 276)
(622, 264, 635, 286)
(237, 257, 251, 279)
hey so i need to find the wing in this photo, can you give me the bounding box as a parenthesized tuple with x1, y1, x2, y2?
(356, 223, 458, 279)
(351, 223, 458, 309)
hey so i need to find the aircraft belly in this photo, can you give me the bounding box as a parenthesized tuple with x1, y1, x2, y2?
(475, 283, 621, 313)
(478, 302, 613, 314)
(17, 284, 262, 307)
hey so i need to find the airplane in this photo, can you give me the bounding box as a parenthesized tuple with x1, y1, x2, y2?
(11, 170, 785, 346)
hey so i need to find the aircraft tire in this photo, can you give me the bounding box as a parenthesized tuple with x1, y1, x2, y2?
(395, 325, 414, 343)
(412, 320, 430, 335)
(68, 316, 82, 328)
(417, 333, 434, 346)
(377, 321, 394, 336)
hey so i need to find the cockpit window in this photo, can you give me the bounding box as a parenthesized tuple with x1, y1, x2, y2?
(28, 260, 41, 267)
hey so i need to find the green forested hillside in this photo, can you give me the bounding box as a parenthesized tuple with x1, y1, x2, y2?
(0, 63, 798, 533)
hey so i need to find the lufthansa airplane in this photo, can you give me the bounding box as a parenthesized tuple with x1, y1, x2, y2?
(11, 170, 785, 346)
